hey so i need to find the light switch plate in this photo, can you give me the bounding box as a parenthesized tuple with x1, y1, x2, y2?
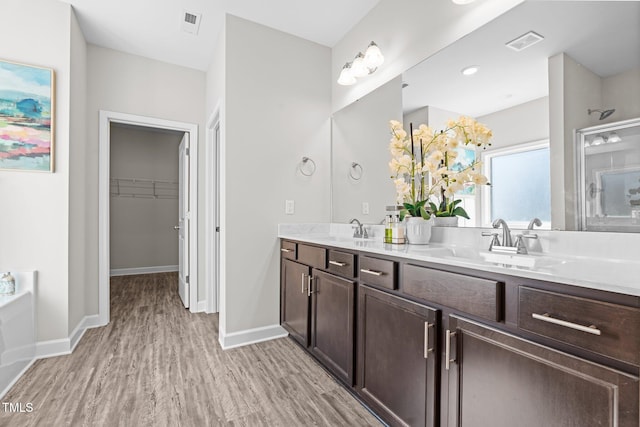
(285, 200, 295, 215)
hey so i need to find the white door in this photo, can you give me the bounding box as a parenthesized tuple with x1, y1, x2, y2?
(178, 133, 190, 308)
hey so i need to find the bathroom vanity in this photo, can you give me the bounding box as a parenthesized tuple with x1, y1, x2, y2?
(279, 226, 640, 427)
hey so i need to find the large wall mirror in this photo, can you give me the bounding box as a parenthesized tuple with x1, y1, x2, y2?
(331, 0, 640, 231)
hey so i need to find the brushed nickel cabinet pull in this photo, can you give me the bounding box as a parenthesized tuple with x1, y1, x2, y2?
(329, 260, 347, 267)
(445, 330, 456, 370)
(424, 322, 433, 359)
(307, 275, 314, 296)
(301, 273, 306, 294)
(532, 313, 601, 336)
(280, 248, 293, 253)
(360, 268, 383, 276)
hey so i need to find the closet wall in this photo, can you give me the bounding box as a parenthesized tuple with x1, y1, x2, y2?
(109, 124, 183, 272)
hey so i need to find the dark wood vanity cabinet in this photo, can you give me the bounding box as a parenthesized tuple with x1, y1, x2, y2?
(445, 315, 639, 427)
(280, 242, 356, 385)
(357, 284, 439, 427)
(280, 239, 640, 426)
(281, 258, 311, 347)
(310, 269, 356, 385)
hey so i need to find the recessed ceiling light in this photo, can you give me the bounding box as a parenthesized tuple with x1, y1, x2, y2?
(461, 65, 479, 76)
(452, 0, 476, 4)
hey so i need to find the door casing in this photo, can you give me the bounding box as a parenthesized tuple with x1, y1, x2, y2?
(98, 110, 199, 325)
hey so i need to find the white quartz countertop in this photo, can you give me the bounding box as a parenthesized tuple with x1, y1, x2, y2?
(278, 224, 640, 298)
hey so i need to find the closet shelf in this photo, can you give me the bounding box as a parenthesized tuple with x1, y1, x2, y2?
(110, 177, 178, 200)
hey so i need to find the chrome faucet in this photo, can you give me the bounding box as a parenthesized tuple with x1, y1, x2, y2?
(349, 218, 368, 238)
(492, 218, 512, 247)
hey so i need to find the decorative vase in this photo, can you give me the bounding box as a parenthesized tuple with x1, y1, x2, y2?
(0, 272, 15, 296)
(434, 216, 459, 227)
(405, 217, 434, 244)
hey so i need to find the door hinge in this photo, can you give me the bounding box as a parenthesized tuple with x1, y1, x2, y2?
(186, 275, 190, 284)
(186, 147, 190, 156)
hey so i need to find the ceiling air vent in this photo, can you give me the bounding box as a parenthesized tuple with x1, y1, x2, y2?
(181, 10, 202, 35)
(505, 31, 544, 52)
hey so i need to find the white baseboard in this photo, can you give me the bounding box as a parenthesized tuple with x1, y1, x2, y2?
(219, 324, 288, 350)
(196, 300, 207, 312)
(0, 358, 36, 400)
(110, 265, 178, 277)
(36, 314, 103, 359)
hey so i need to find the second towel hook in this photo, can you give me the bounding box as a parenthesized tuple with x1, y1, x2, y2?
(299, 156, 316, 176)
(349, 162, 363, 180)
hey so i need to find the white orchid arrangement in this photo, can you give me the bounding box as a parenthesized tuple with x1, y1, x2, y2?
(389, 116, 492, 219)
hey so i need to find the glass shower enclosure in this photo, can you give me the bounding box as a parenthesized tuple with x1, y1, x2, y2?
(576, 118, 640, 232)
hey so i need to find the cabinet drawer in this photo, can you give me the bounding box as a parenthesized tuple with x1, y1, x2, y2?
(327, 250, 356, 278)
(280, 240, 297, 260)
(359, 256, 397, 290)
(403, 264, 503, 322)
(519, 287, 640, 366)
(297, 244, 326, 269)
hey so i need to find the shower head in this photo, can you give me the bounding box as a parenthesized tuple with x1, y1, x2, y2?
(588, 108, 615, 120)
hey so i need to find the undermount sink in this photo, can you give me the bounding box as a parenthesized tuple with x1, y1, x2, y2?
(479, 251, 565, 269)
(413, 246, 565, 270)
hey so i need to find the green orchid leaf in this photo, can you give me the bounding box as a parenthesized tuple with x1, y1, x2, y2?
(419, 206, 431, 219)
(452, 206, 470, 219)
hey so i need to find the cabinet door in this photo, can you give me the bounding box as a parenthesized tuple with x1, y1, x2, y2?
(446, 315, 639, 427)
(310, 269, 356, 385)
(358, 285, 439, 427)
(281, 259, 311, 347)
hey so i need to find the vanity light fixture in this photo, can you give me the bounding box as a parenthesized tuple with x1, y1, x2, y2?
(351, 52, 370, 78)
(590, 135, 605, 146)
(337, 62, 357, 86)
(607, 132, 622, 143)
(337, 41, 384, 86)
(461, 65, 479, 76)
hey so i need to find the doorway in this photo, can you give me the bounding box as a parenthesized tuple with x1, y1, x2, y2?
(99, 111, 199, 325)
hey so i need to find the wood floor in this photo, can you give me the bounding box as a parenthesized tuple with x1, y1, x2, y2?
(2, 273, 381, 426)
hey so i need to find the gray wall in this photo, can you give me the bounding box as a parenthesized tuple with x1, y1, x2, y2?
(0, 0, 74, 342)
(87, 45, 206, 311)
(220, 15, 331, 338)
(109, 125, 181, 270)
(332, 75, 403, 223)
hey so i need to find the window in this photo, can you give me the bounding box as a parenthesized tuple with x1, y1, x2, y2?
(481, 141, 550, 228)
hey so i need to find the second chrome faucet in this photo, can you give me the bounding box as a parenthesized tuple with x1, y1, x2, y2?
(483, 218, 539, 254)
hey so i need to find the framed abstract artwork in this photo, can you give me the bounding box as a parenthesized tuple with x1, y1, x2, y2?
(0, 59, 54, 172)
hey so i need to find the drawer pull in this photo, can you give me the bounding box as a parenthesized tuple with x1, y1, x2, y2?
(307, 275, 314, 296)
(329, 260, 347, 267)
(424, 322, 433, 359)
(532, 313, 602, 336)
(361, 268, 383, 276)
(281, 248, 294, 253)
(445, 330, 456, 370)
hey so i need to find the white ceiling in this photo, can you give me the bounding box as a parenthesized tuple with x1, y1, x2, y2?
(402, 1, 640, 118)
(61, 0, 382, 71)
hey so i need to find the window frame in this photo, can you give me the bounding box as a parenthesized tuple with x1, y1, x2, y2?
(480, 139, 551, 229)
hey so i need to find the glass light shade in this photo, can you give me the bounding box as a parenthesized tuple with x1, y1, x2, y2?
(364, 42, 384, 69)
(337, 63, 356, 86)
(591, 135, 605, 146)
(350, 53, 369, 78)
(607, 132, 622, 143)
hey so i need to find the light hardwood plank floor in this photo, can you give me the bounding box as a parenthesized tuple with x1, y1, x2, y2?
(2, 273, 381, 426)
